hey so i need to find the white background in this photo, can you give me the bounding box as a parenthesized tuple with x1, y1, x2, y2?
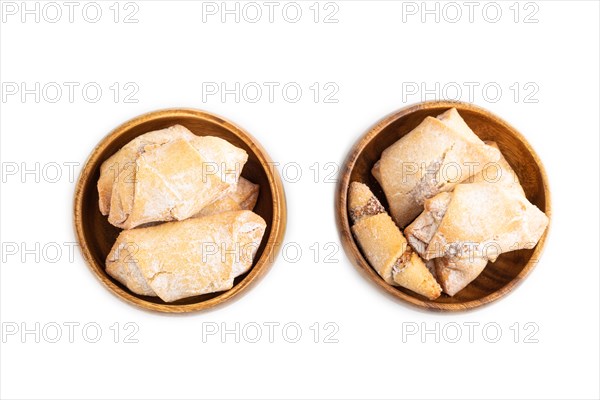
(1, 1, 599, 399)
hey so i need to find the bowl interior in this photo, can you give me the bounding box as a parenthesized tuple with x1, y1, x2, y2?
(344, 103, 549, 309)
(77, 111, 278, 309)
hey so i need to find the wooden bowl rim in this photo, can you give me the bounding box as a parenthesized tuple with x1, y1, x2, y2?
(73, 108, 287, 313)
(335, 100, 552, 312)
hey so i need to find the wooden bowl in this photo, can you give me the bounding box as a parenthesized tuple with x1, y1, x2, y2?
(74, 108, 286, 313)
(336, 101, 551, 311)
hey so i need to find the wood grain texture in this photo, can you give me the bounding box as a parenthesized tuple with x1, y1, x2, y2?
(74, 108, 287, 313)
(335, 101, 551, 311)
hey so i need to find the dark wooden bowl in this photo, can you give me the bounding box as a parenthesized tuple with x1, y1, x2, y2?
(74, 108, 287, 313)
(336, 101, 551, 311)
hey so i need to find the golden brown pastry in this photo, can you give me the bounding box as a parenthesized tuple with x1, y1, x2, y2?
(405, 182, 548, 295)
(98, 125, 248, 229)
(98, 125, 194, 216)
(372, 108, 500, 227)
(194, 196, 242, 219)
(193, 177, 259, 218)
(433, 257, 488, 297)
(348, 182, 441, 300)
(467, 141, 524, 195)
(229, 177, 260, 210)
(406, 141, 523, 259)
(106, 210, 266, 302)
(404, 192, 452, 260)
(404, 142, 542, 295)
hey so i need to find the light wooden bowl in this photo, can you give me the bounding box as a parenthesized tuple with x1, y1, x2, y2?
(74, 108, 286, 313)
(336, 101, 551, 311)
